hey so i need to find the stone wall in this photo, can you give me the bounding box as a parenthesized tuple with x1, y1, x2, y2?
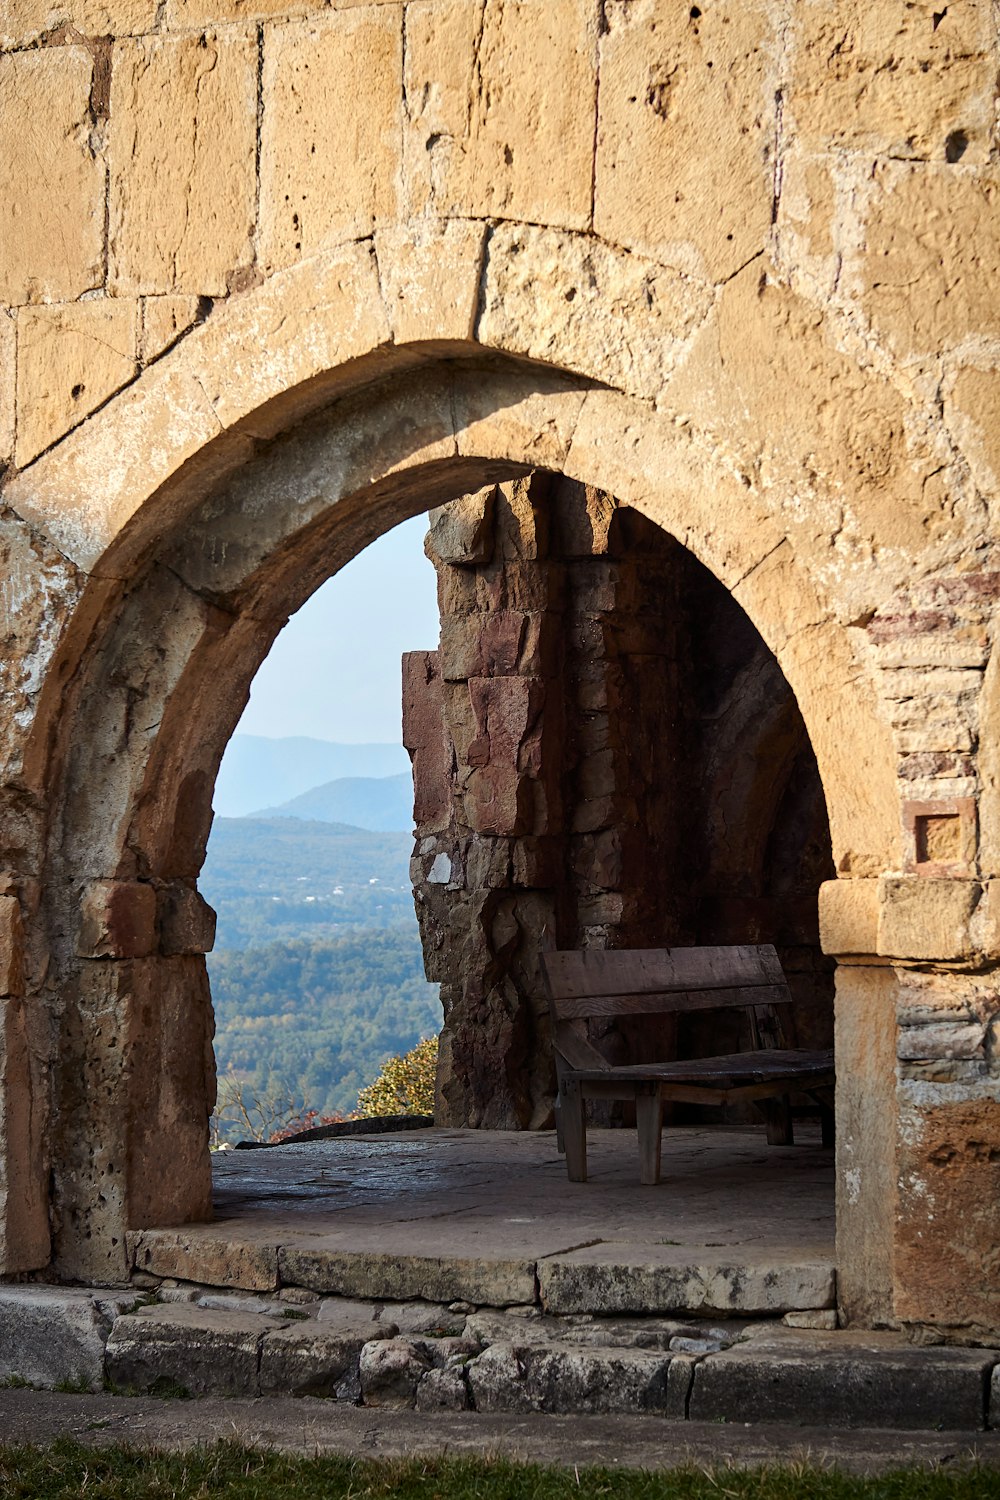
(0, 0, 997, 1338)
(405, 477, 833, 1129)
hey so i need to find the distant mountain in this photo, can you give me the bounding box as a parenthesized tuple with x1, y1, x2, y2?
(253, 772, 414, 832)
(213, 735, 411, 817)
(201, 815, 417, 949)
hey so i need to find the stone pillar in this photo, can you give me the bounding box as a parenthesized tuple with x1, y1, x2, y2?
(52, 881, 215, 1284)
(0, 888, 49, 1273)
(821, 876, 1000, 1339)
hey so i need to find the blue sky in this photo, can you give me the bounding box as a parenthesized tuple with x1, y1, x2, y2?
(235, 513, 440, 744)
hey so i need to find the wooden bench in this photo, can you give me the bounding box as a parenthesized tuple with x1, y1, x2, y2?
(541, 943, 835, 1185)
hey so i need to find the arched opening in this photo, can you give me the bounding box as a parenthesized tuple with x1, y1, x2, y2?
(19, 355, 893, 1295)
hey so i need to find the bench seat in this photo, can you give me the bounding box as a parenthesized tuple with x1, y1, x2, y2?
(541, 944, 835, 1185)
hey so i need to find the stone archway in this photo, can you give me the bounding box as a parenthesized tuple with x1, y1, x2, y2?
(4, 348, 896, 1302)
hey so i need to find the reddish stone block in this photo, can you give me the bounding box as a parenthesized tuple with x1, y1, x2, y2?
(77, 880, 157, 960)
(402, 651, 450, 832)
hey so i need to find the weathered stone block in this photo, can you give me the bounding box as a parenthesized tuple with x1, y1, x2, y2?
(818, 879, 879, 957)
(130, 1228, 278, 1292)
(278, 1245, 537, 1306)
(0, 1287, 134, 1392)
(402, 652, 449, 834)
(140, 296, 203, 363)
(466, 1340, 678, 1416)
(427, 489, 496, 568)
(77, 880, 158, 960)
(260, 10, 402, 272)
(260, 1320, 390, 1398)
(415, 1365, 470, 1410)
(863, 166, 1000, 358)
(404, 0, 598, 229)
(16, 301, 138, 467)
(877, 877, 981, 961)
(790, 2, 996, 162)
(479, 224, 712, 402)
(688, 1328, 994, 1429)
(109, 33, 257, 295)
(0, 896, 24, 997)
(157, 884, 217, 956)
(359, 1337, 429, 1407)
(375, 220, 487, 346)
(0, 47, 104, 304)
(0, 3, 158, 50)
(947, 366, 1000, 502)
(595, 0, 772, 281)
(0, 311, 14, 468)
(105, 1304, 263, 1396)
(538, 1250, 835, 1318)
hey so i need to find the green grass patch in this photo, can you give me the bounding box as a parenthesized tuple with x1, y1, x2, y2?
(0, 1441, 996, 1500)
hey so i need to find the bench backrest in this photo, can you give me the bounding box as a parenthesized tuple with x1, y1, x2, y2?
(541, 944, 793, 1072)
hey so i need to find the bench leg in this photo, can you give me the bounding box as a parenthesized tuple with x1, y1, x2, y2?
(561, 1080, 587, 1182)
(554, 1093, 565, 1154)
(762, 1094, 794, 1146)
(635, 1090, 663, 1185)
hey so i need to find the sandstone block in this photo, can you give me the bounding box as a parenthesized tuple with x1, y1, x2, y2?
(0, 896, 24, 997)
(790, 2, 996, 162)
(0, 48, 104, 304)
(595, 0, 772, 281)
(0, 993, 50, 1274)
(375, 220, 487, 345)
(0, 3, 158, 50)
(479, 224, 712, 402)
(862, 166, 1000, 358)
(818, 879, 879, 958)
(260, 11, 401, 272)
(130, 1228, 279, 1292)
(0, 311, 14, 468)
(402, 652, 449, 834)
(157, 884, 217, 956)
(16, 302, 138, 467)
(140, 296, 203, 363)
(404, 0, 598, 230)
(109, 33, 257, 295)
(466, 1340, 678, 1416)
(105, 1304, 264, 1396)
(77, 880, 157, 960)
(688, 1328, 995, 1429)
(877, 877, 981, 962)
(359, 1337, 429, 1408)
(946, 366, 1000, 502)
(427, 489, 496, 567)
(0, 1287, 134, 1392)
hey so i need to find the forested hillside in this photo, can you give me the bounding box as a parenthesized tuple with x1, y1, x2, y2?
(202, 816, 417, 949)
(208, 927, 440, 1127)
(200, 813, 441, 1139)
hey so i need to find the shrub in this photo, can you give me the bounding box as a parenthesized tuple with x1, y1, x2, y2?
(355, 1034, 438, 1118)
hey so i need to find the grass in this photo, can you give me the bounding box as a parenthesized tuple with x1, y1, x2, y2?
(0, 1442, 996, 1500)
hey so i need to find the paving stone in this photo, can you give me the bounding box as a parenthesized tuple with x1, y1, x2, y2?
(466, 1341, 681, 1417)
(105, 1305, 265, 1397)
(0, 1287, 135, 1392)
(688, 1329, 995, 1430)
(260, 1321, 392, 1398)
(538, 1248, 836, 1317)
(376, 1301, 469, 1337)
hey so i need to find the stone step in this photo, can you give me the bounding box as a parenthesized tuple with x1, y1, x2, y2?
(102, 1297, 998, 1430)
(129, 1226, 837, 1318)
(5, 1287, 997, 1430)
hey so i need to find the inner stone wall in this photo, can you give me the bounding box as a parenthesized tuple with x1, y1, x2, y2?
(405, 478, 833, 1129)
